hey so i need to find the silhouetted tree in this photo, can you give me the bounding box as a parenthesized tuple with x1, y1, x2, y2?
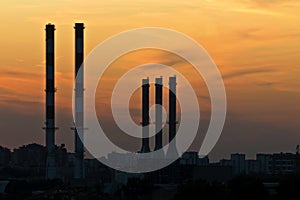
(173, 179, 227, 200)
(119, 178, 154, 200)
(228, 175, 270, 200)
(276, 175, 300, 200)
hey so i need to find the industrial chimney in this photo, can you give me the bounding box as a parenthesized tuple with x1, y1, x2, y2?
(74, 23, 85, 179)
(44, 24, 57, 179)
(166, 76, 178, 159)
(140, 78, 151, 153)
(154, 77, 163, 151)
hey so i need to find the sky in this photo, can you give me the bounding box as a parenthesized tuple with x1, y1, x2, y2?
(0, 0, 300, 161)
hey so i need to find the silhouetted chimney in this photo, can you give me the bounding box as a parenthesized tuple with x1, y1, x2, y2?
(169, 76, 176, 142)
(154, 77, 163, 151)
(74, 23, 85, 179)
(44, 24, 57, 179)
(140, 78, 151, 153)
(166, 76, 178, 158)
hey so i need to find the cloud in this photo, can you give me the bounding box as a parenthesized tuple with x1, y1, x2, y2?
(234, 27, 300, 42)
(222, 67, 275, 80)
(227, 0, 300, 16)
(255, 81, 277, 87)
(0, 86, 14, 95)
(197, 94, 210, 100)
(0, 67, 41, 79)
(248, 0, 297, 6)
(235, 28, 263, 40)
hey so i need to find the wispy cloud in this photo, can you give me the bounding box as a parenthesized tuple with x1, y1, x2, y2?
(222, 67, 275, 80)
(255, 81, 277, 87)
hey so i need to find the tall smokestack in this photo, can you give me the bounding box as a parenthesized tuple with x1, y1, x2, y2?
(44, 24, 57, 179)
(166, 75, 178, 158)
(74, 23, 85, 179)
(154, 77, 163, 151)
(140, 78, 151, 153)
(169, 76, 176, 142)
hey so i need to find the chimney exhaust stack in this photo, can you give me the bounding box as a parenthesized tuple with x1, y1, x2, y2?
(45, 24, 57, 179)
(74, 22, 85, 179)
(154, 77, 163, 151)
(140, 78, 151, 153)
(166, 76, 178, 158)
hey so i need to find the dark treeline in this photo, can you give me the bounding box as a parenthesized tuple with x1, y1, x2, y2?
(113, 174, 300, 200)
(1, 175, 300, 199)
(172, 175, 300, 200)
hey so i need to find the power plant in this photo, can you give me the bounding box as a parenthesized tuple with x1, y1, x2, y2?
(43, 23, 178, 179)
(139, 76, 179, 156)
(44, 23, 85, 179)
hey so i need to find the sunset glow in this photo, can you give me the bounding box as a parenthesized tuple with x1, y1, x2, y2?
(0, 0, 299, 160)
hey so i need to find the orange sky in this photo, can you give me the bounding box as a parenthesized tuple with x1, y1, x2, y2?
(0, 0, 300, 160)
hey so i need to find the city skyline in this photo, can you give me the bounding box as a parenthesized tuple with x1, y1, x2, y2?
(0, 0, 300, 162)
